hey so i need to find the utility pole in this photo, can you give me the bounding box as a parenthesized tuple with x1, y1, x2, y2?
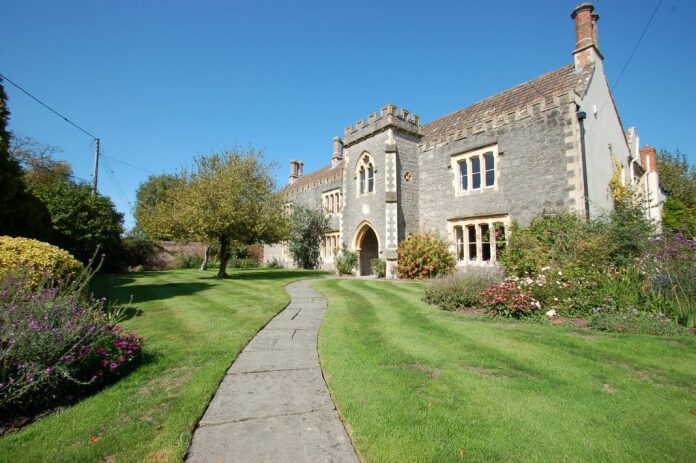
(92, 138, 100, 193)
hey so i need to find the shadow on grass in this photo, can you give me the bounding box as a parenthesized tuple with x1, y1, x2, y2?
(209, 269, 328, 281)
(116, 282, 216, 305)
(94, 268, 327, 305)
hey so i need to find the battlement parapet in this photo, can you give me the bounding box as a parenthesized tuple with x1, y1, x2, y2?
(343, 104, 421, 147)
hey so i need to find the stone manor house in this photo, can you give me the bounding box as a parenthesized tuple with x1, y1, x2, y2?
(265, 3, 665, 277)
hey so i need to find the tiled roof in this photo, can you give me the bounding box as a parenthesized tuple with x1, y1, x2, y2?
(422, 64, 594, 144)
(286, 161, 343, 193)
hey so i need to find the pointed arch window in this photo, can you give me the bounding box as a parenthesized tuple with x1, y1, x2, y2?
(359, 167, 366, 195)
(356, 153, 375, 196)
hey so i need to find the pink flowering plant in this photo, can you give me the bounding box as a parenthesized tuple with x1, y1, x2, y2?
(396, 232, 455, 279)
(480, 281, 540, 318)
(0, 263, 143, 418)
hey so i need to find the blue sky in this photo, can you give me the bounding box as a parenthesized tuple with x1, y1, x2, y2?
(2, 0, 694, 230)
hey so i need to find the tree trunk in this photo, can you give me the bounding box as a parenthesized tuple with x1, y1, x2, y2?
(217, 236, 230, 278)
(199, 245, 210, 271)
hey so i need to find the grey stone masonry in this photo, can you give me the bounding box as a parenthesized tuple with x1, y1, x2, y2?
(419, 94, 581, 230)
(186, 280, 358, 463)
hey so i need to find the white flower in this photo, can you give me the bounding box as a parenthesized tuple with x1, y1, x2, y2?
(558, 271, 563, 276)
(541, 266, 550, 272)
(545, 309, 556, 317)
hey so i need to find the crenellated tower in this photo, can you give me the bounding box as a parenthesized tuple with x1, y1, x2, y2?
(340, 104, 422, 277)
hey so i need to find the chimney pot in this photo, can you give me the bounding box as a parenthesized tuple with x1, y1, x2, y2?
(571, 3, 601, 68)
(639, 146, 658, 173)
(288, 160, 299, 184)
(332, 136, 343, 167)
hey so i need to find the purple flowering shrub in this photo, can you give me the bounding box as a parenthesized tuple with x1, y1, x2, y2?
(646, 232, 696, 327)
(0, 265, 143, 416)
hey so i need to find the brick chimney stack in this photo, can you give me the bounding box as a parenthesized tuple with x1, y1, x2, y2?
(640, 146, 657, 173)
(331, 136, 343, 168)
(297, 161, 304, 177)
(571, 3, 602, 69)
(289, 160, 299, 184)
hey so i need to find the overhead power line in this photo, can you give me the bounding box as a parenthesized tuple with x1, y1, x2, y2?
(102, 155, 132, 208)
(610, 0, 663, 95)
(0, 72, 103, 193)
(588, 0, 662, 135)
(101, 153, 157, 175)
(0, 72, 98, 140)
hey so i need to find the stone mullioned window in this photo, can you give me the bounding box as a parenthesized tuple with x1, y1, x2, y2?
(321, 233, 340, 261)
(451, 144, 499, 194)
(448, 215, 509, 265)
(322, 188, 341, 214)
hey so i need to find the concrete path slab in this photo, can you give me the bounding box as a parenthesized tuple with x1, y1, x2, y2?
(186, 279, 358, 463)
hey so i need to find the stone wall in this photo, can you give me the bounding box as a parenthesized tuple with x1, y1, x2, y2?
(287, 174, 343, 233)
(396, 132, 421, 240)
(419, 96, 582, 233)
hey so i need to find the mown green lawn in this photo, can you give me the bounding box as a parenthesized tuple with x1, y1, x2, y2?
(0, 268, 322, 463)
(316, 279, 696, 463)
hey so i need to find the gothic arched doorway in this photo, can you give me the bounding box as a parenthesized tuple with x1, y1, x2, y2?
(355, 223, 379, 276)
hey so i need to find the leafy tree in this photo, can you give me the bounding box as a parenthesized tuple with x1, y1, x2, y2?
(133, 173, 182, 239)
(662, 198, 696, 237)
(140, 148, 288, 277)
(30, 181, 124, 266)
(287, 205, 330, 269)
(0, 79, 20, 210)
(656, 149, 696, 232)
(0, 79, 52, 240)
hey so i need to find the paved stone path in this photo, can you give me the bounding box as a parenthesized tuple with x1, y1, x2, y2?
(186, 279, 359, 463)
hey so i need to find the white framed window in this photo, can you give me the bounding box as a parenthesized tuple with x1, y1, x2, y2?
(484, 152, 495, 187)
(448, 215, 509, 265)
(458, 160, 468, 191)
(451, 144, 499, 194)
(471, 156, 481, 190)
(322, 188, 341, 214)
(356, 153, 376, 196)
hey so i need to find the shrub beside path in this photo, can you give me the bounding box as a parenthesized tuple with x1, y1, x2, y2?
(186, 279, 358, 462)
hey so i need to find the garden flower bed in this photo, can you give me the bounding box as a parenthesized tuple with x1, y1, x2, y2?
(0, 264, 143, 433)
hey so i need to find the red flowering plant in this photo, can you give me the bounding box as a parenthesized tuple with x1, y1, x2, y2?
(480, 281, 541, 318)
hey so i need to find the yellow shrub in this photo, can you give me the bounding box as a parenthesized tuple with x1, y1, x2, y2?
(0, 236, 83, 286)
